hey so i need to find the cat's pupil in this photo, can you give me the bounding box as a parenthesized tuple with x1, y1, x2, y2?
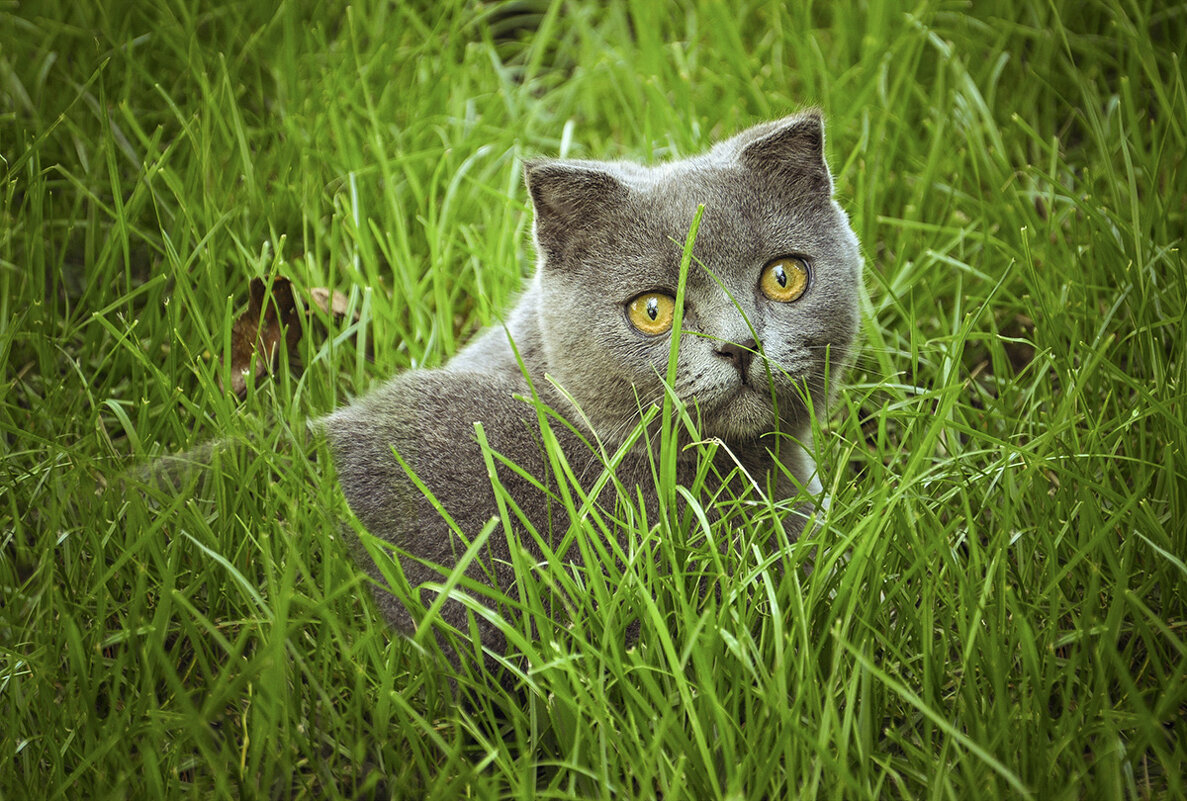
(646, 297, 659, 320)
(775, 265, 788, 287)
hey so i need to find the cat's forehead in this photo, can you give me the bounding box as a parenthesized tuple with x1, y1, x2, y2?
(630, 162, 833, 263)
(619, 156, 746, 204)
(541, 145, 847, 296)
(633, 157, 829, 227)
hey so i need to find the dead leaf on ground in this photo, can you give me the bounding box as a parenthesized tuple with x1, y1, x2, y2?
(309, 286, 354, 319)
(224, 276, 301, 396)
(222, 277, 362, 397)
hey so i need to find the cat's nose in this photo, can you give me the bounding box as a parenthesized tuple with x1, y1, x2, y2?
(716, 338, 757, 383)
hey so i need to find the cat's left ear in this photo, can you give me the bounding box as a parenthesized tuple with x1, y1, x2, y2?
(523, 160, 628, 262)
(735, 110, 833, 195)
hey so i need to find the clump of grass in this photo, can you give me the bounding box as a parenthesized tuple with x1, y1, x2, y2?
(2, 0, 1184, 798)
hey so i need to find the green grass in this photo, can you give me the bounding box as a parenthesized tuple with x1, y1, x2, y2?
(2, 0, 1185, 798)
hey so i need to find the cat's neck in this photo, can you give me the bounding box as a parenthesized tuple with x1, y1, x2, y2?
(446, 282, 545, 378)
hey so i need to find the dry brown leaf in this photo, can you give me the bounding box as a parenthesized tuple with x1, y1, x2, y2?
(309, 286, 354, 319)
(221, 278, 362, 397)
(223, 276, 301, 396)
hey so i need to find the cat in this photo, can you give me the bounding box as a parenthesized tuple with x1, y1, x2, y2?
(320, 110, 862, 679)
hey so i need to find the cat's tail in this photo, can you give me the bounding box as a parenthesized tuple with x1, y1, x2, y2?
(129, 436, 240, 493)
(123, 421, 315, 496)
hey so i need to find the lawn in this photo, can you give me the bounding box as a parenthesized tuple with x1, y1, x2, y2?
(2, 0, 1185, 798)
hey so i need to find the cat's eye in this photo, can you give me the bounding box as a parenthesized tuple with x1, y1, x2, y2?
(760, 256, 810, 302)
(626, 292, 676, 336)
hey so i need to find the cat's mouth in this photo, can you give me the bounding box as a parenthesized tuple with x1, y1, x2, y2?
(692, 384, 781, 441)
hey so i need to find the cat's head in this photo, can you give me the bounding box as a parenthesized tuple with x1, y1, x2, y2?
(524, 111, 861, 448)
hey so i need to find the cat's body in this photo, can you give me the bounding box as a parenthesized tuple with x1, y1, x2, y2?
(322, 111, 861, 671)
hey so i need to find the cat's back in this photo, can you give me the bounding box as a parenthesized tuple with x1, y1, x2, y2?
(322, 368, 596, 558)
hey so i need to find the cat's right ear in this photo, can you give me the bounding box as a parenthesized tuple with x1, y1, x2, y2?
(735, 110, 833, 196)
(523, 160, 627, 262)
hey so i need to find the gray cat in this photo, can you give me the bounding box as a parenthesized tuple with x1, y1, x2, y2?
(321, 110, 861, 677)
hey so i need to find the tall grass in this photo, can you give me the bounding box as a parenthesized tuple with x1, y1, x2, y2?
(2, 0, 1184, 798)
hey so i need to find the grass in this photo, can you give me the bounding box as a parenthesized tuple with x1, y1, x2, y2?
(2, 0, 1185, 797)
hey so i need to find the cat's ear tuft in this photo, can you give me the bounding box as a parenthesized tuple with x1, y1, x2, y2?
(524, 160, 627, 262)
(735, 110, 832, 195)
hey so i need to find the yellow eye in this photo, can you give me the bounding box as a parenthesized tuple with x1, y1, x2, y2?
(627, 292, 676, 335)
(760, 257, 810, 302)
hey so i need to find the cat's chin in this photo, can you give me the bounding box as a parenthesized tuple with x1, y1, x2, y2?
(694, 386, 786, 442)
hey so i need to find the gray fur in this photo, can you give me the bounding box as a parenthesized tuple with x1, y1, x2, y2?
(319, 111, 862, 674)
